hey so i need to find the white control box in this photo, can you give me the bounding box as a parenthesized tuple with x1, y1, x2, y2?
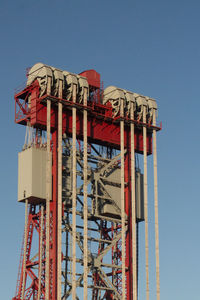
(18, 147, 52, 204)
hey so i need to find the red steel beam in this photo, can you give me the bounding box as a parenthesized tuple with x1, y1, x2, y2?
(15, 88, 154, 155)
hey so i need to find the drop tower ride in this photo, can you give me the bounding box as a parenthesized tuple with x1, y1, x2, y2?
(13, 63, 161, 300)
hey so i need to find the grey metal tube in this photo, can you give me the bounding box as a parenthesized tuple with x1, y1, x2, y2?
(153, 110, 160, 300)
(130, 102, 137, 300)
(143, 106, 150, 300)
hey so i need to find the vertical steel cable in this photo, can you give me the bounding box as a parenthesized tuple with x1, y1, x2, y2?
(57, 80, 63, 300)
(22, 199, 28, 299)
(72, 84, 77, 300)
(143, 106, 150, 300)
(130, 102, 137, 300)
(153, 110, 160, 300)
(38, 205, 44, 300)
(120, 98, 126, 300)
(45, 77, 51, 300)
(83, 87, 88, 300)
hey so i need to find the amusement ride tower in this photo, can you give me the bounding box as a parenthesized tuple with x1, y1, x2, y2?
(13, 63, 161, 300)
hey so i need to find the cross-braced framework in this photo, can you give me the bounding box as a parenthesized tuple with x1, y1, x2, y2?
(15, 204, 46, 300)
(62, 139, 127, 299)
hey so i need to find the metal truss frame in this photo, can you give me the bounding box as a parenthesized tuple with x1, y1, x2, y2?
(61, 140, 128, 300)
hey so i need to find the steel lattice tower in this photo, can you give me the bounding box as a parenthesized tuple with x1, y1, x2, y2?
(13, 63, 161, 300)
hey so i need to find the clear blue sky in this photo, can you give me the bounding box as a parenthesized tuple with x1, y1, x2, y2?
(0, 0, 200, 299)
